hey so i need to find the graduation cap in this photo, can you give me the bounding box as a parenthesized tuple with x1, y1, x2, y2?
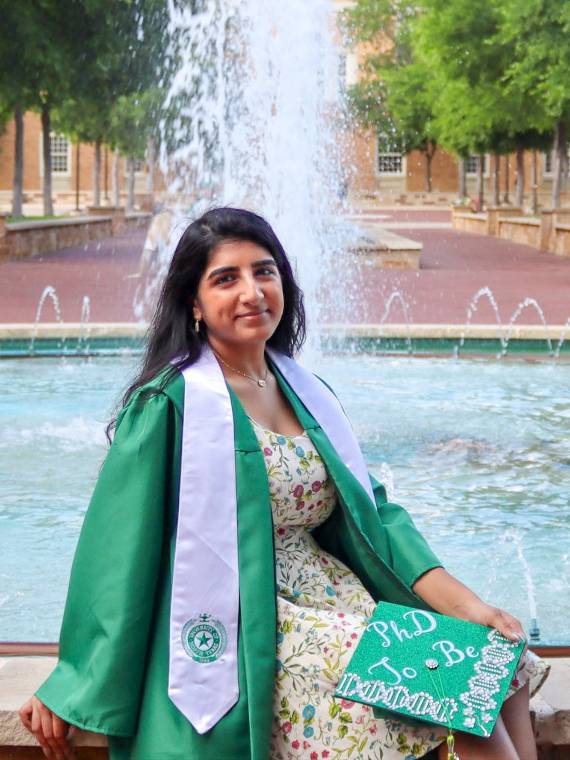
(334, 601, 525, 741)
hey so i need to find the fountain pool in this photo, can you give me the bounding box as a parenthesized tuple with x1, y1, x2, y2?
(1, 353, 569, 643)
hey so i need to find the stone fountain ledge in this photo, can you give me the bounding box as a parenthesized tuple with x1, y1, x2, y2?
(0, 657, 568, 756)
(320, 323, 570, 341)
(1, 323, 569, 342)
(348, 221, 423, 270)
(0, 323, 148, 340)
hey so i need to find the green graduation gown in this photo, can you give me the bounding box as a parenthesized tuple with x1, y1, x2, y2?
(36, 365, 441, 760)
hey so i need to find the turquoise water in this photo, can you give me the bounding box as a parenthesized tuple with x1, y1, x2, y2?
(1, 354, 569, 642)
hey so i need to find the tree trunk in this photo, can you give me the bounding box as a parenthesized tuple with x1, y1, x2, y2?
(41, 103, 54, 216)
(492, 155, 500, 206)
(112, 148, 121, 207)
(477, 154, 485, 210)
(531, 150, 538, 216)
(11, 104, 24, 218)
(515, 147, 525, 207)
(103, 147, 109, 202)
(75, 142, 81, 212)
(458, 158, 467, 198)
(126, 157, 135, 212)
(146, 136, 155, 204)
(424, 142, 435, 193)
(552, 120, 567, 208)
(503, 155, 510, 204)
(93, 139, 101, 206)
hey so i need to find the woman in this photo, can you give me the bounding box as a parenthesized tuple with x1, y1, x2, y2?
(21, 207, 547, 760)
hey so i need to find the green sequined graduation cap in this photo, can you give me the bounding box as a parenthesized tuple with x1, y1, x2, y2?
(334, 601, 525, 737)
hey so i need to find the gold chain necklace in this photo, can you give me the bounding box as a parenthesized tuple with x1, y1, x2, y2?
(213, 350, 269, 388)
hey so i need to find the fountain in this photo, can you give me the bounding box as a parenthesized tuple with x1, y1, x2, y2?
(1, 0, 569, 654)
(146, 0, 350, 332)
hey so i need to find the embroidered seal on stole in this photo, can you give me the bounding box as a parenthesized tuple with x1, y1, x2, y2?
(182, 613, 228, 663)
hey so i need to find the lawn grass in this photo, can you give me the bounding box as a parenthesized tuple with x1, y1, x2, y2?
(6, 214, 68, 223)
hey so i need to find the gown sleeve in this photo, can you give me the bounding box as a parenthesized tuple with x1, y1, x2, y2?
(35, 389, 175, 736)
(369, 472, 442, 589)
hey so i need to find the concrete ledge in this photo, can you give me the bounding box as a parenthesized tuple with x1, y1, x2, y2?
(500, 216, 540, 226)
(553, 225, 570, 257)
(451, 213, 489, 237)
(0, 211, 151, 262)
(349, 223, 422, 269)
(450, 205, 570, 256)
(0, 323, 148, 340)
(0, 657, 107, 751)
(1, 322, 569, 343)
(498, 217, 541, 248)
(533, 659, 570, 746)
(0, 656, 568, 754)
(6, 216, 111, 232)
(320, 323, 570, 341)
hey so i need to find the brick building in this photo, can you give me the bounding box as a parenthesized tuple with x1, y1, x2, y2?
(0, 111, 148, 210)
(0, 3, 563, 211)
(333, 0, 562, 205)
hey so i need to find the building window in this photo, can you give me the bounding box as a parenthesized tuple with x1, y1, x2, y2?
(377, 134, 404, 175)
(39, 133, 71, 176)
(133, 158, 145, 174)
(466, 155, 487, 175)
(543, 151, 553, 176)
(542, 148, 570, 177)
(50, 134, 70, 174)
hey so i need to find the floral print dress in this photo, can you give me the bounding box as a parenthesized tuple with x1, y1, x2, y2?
(250, 418, 549, 760)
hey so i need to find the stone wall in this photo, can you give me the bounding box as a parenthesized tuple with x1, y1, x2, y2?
(0, 210, 151, 261)
(451, 206, 570, 256)
(451, 212, 488, 235)
(498, 217, 541, 248)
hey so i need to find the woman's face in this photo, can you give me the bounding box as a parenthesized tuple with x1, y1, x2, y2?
(193, 239, 285, 351)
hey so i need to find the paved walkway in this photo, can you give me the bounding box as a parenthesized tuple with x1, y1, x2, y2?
(0, 231, 146, 324)
(1, 209, 569, 326)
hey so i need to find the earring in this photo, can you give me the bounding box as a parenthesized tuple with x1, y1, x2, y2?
(194, 318, 200, 334)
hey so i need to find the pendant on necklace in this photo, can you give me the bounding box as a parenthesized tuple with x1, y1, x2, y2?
(257, 379, 266, 387)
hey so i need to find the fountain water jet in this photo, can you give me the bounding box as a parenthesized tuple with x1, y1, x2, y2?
(77, 296, 92, 354)
(457, 287, 502, 356)
(30, 286, 64, 355)
(502, 298, 552, 357)
(152, 0, 351, 339)
(379, 290, 413, 353)
(504, 529, 540, 641)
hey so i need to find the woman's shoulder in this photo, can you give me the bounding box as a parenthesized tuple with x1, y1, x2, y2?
(117, 365, 185, 428)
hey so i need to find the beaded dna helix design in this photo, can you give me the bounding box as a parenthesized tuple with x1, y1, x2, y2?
(459, 629, 518, 736)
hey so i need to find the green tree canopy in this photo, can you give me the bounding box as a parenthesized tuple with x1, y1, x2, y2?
(499, 0, 570, 206)
(343, 0, 438, 191)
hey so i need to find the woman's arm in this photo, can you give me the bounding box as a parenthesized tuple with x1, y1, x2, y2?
(413, 566, 526, 642)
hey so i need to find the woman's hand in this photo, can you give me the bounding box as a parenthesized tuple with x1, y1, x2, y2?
(449, 598, 527, 644)
(413, 567, 527, 643)
(19, 695, 76, 760)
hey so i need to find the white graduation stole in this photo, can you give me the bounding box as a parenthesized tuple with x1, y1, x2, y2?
(168, 345, 374, 733)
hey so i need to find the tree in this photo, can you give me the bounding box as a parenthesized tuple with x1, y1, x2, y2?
(0, 5, 41, 216)
(55, 0, 170, 208)
(500, 0, 570, 208)
(109, 90, 163, 211)
(415, 0, 551, 209)
(343, 0, 439, 192)
(0, 1, 101, 215)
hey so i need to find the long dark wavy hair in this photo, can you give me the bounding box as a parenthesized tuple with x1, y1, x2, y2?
(107, 206, 306, 440)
